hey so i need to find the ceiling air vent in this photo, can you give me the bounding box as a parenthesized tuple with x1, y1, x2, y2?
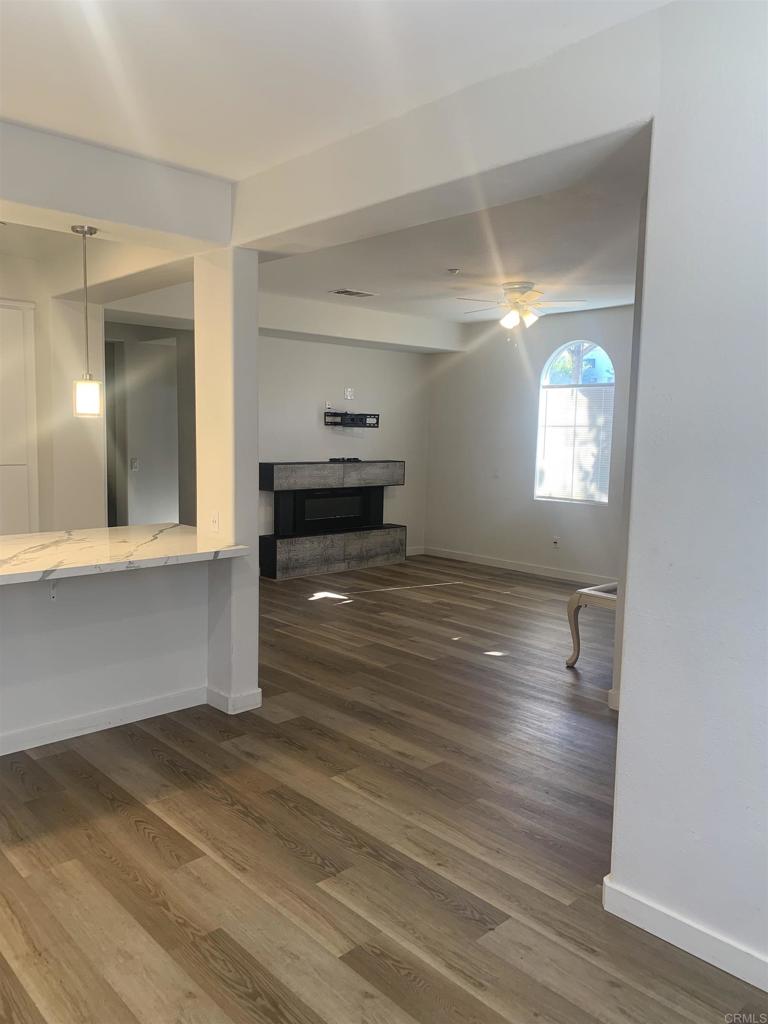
(328, 288, 378, 298)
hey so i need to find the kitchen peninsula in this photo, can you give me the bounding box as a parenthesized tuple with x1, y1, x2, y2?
(0, 523, 252, 755)
(0, 523, 248, 585)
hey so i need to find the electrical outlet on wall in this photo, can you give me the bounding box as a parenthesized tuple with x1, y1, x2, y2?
(210, 510, 220, 533)
(553, 536, 560, 547)
(344, 387, 355, 400)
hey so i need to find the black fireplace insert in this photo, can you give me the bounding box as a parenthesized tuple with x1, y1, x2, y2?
(273, 486, 384, 537)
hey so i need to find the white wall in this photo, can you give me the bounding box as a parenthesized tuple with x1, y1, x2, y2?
(0, 251, 39, 302)
(48, 298, 107, 530)
(258, 333, 430, 552)
(605, 1, 768, 991)
(426, 306, 633, 583)
(124, 341, 179, 524)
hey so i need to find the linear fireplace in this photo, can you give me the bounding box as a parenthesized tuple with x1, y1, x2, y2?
(274, 486, 384, 537)
(259, 460, 406, 579)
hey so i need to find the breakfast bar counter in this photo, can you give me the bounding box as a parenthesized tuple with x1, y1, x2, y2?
(0, 523, 249, 586)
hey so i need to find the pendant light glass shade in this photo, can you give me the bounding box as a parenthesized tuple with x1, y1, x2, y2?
(74, 374, 103, 417)
(499, 308, 521, 329)
(71, 225, 103, 418)
(522, 309, 539, 328)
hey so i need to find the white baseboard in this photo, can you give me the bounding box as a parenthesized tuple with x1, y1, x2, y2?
(406, 546, 425, 556)
(603, 875, 768, 991)
(206, 687, 263, 715)
(422, 546, 613, 586)
(0, 685, 207, 755)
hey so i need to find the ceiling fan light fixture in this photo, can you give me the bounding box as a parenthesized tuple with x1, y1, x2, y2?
(499, 308, 521, 329)
(522, 308, 539, 328)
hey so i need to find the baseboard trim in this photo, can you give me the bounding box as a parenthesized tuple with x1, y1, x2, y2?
(0, 686, 207, 755)
(603, 875, 768, 991)
(406, 546, 425, 556)
(422, 546, 613, 586)
(206, 687, 263, 715)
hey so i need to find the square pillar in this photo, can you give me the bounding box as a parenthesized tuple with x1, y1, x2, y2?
(194, 247, 261, 713)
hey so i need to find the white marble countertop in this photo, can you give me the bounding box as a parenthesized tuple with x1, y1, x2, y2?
(0, 523, 249, 585)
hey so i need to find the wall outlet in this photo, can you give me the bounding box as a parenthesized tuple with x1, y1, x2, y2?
(210, 510, 219, 533)
(130, 456, 140, 472)
(344, 387, 355, 400)
(552, 536, 560, 547)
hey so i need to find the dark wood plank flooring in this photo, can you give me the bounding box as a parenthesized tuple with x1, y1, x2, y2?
(0, 555, 764, 1022)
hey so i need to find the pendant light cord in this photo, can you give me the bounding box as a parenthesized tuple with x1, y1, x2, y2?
(81, 229, 90, 377)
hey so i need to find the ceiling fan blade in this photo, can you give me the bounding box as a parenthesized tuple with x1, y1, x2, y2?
(534, 299, 588, 306)
(463, 306, 500, 315)
(454, 296, 500, 304)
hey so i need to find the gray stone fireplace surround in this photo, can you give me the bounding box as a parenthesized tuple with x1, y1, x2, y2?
(258, 461, 406, 579)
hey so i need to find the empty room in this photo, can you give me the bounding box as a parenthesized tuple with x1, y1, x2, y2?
(0, 2, 766, 1023)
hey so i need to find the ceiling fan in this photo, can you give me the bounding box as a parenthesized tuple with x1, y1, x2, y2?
(455, 281, 586, 329)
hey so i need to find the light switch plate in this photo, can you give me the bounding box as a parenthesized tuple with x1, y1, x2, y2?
(344, 387, 354, 400)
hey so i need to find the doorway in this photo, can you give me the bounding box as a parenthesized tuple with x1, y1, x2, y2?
(104, 322, 196, 527)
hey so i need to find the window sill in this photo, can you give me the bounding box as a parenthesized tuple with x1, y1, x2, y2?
(534, 496, 609, 507)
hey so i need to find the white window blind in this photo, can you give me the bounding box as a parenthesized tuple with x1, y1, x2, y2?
(535, 383, 614, 502)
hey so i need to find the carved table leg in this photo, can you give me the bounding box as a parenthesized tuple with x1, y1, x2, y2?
(566, 593, 583, 668)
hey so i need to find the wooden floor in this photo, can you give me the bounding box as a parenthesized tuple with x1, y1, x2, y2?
(0, 556, 764, 1023)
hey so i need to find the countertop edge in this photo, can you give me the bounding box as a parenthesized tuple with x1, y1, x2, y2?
(0, 543, 250, 586)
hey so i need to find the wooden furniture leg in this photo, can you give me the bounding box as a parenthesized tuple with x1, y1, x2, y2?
(565, 582, 618, 670)
(566, 592, 583, 668)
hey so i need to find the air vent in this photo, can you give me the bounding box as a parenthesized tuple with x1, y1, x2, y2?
(328, 288, 378, 298)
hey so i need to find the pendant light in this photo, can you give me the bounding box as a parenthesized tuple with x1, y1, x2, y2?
(71, 224, 103, 417)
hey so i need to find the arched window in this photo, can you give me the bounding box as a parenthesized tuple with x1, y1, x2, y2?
(535, 341, 615, 503)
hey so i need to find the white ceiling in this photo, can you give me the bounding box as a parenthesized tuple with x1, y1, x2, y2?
(0, 221, 98, 261)
(0, 0, 663, 180)
(260, 147, 646, 320)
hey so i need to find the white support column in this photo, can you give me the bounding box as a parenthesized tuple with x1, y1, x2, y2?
(194, 247, 261, 714)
